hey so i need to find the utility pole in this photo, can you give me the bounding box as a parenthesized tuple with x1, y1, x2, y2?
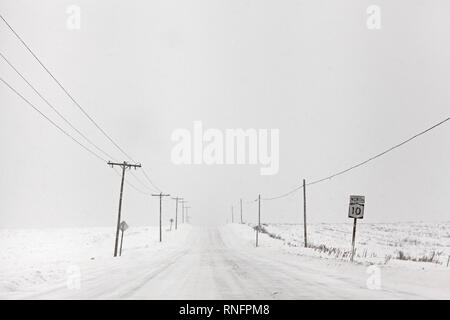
(108, 161, 141, 257)
(303, 179, 307, 248)
(185, 206, 191, 223)
(152, 192, 170, 242)
(171, 196, 183, 230)
(240, 198, 243, 224)
(180, 200, 188, 224)
(231, 205, 234, 223)
(256, 194, 261, 247)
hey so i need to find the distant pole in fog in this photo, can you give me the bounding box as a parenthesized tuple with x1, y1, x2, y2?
(152, 192, 170, 242)
(185, 206, 191, 223)
(171, 196, 183, 230)
(240, 198, 243, 224)
(180, 200, 188, 224)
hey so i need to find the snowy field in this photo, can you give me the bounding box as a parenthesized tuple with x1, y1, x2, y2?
(1, 222, 449, 299)
(251, 222, 450, 268)
(0, 225, 192, 298)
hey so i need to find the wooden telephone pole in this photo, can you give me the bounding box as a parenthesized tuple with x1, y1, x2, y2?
(171, 196, 183, 230)
(303, 179, 308, 248)
(231, 205, 234, 223)
(108, 161, 141, 257)
(256, 194, 261, 247)
(180, 200, 188, 223)
(240, 198, 243, 223)
(152, 192, 170, 242)
(184, 206, 191, 223)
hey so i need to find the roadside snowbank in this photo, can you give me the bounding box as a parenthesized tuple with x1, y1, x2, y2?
(223, 223, 450, 299)
(0, 225, 192, 296)
(227, 222, 450, 270)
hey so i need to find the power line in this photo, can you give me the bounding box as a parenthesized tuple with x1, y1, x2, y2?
(0, 51, 116, 161)
(0, 77, 106, 162)
(142, 167, 162, 192)
(129, 170, 159, 193)
(307, 116, 450, 186)
(1, 50, 160, 194)
(0, 13, 135, 162)
(1, 13, 165, 194)
(112, 167, 149, 195)
(262, 116, 450, 201)
(1, 60, 155, 200)
(262, 186, 302, 201)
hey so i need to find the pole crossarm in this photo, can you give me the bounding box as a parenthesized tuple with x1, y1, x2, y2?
(108, 161, 142, 169)
(152, 193, 170, 197)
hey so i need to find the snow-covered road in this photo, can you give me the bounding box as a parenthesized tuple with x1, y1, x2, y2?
(7, 225, 449, 300)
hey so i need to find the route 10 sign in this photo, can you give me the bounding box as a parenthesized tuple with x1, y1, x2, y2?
(348, 195, 365, 219)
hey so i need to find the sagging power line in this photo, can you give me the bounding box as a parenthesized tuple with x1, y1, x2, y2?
(238, 116, 449, 247)
(261, 116, 450, 201)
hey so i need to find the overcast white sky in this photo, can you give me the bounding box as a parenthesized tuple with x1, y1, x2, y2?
(0, 0, 449, 228)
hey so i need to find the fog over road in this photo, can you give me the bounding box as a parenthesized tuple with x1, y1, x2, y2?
(11, 225, 448, 300)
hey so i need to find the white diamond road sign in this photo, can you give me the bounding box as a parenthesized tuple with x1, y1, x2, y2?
(120, 221, 129, 231)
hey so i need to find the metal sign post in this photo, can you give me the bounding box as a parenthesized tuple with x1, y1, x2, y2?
(119, 221, 129, 257)
(348, 195, 365, 262)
